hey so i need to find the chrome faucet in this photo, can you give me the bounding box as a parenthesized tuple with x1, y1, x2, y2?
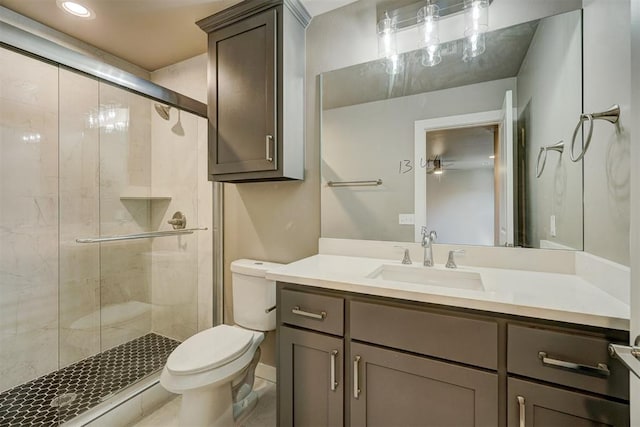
(446, 249, 465, 269)
(421, 227, 437, 267)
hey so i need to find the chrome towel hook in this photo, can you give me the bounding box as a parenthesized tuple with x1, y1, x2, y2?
(569, 104, 620, 162)
(536, 141, 564, 178)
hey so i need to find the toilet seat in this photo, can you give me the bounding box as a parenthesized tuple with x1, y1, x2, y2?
(166, 325, 255, 375)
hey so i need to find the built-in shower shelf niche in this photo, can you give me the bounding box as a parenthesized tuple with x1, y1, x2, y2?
(119, 186, 172, 201)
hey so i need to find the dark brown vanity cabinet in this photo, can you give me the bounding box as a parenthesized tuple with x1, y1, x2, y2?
(277, 283, 630, 426)
(197, 0, 309, 182)
(278, 289, 345, 426)
(277, 286, 499, 427)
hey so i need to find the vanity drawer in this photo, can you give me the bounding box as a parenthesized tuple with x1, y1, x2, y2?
(350, 300, 498, 370)
(280, 289, 344, 336)
(507, 324, 629, 400)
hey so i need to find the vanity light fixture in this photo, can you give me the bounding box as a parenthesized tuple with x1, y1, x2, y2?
(489, 155, 495, 159)
(463, 0, 488, 61)
(417, 1, 441, 67)
(56, 0, 96, 19)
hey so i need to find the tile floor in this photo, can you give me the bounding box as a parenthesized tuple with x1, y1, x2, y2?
(0, 333, 179, 427)
(130, 378, 276, 427)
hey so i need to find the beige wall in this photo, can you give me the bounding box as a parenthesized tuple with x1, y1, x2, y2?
(516, 10, 583, 250)
(583, 0, 631, 265)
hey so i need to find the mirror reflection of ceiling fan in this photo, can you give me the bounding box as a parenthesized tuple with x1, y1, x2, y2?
(426, 156, 457, 174)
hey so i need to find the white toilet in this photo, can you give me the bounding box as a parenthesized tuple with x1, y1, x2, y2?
(160, 259, 281, 427)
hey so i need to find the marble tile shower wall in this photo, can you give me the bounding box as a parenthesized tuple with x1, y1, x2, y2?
(0, 46, 204, 395)
(58, 69, 100, 368)
(96, 83, 153, 352)
(59, 75, 155, 366)
(0, 48, 60, 393)
(150, 54, 212, 339)
(149, 108, 199, 342)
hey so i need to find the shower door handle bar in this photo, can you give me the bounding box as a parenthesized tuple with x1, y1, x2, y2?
(76, 227, 208, 243)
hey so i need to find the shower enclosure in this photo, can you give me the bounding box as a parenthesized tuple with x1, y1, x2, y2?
(0, 34, 209, 425)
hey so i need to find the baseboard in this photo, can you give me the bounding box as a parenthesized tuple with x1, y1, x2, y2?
(255, 363, 276, 383)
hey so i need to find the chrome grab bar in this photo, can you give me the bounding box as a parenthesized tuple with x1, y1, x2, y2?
(535, 140, 564, 178)
(327, 179, 382, 187)
(538, 351, 610, 377)
(609, 343, 640, 379)
(330, 350, 338, 391)
(516, 396, 525, 427)
(291, 306, 326, 320)
(76, 227, 208, 243)
(569, 104, 620, 162)
(353, 355, 361, 399)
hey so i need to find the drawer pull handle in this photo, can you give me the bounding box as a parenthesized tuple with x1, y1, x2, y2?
(538, 351, 610, 377)
(517, 395, 525, 427)
(330, 350, 338, 391)
(353, 355, 361, 399)
(292, 306, 326, 320)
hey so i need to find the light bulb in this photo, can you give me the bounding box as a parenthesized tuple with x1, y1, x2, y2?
(418, 3, 441, 67)
(377, 12, 397, 59)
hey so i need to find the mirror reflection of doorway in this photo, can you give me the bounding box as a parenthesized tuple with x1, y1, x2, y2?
(425, 125, 498, 246)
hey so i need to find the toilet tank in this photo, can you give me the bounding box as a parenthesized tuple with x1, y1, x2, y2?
(231, 259, 282, 331)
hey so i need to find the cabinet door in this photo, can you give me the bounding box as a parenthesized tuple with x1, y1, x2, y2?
(279, 326, 344, 427)
(350, 342, 498, 427)
(208, 8, 277, 176)
(508, 377, 629, 426)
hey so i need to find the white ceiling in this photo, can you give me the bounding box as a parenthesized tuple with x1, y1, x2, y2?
(0, 0, 358, 71)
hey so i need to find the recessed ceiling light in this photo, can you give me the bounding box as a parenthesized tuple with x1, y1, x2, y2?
(56, 0, 95, 19)
(489, 155, 495, 159)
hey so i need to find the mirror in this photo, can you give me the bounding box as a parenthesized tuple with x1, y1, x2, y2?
(321, 9, 583, 249)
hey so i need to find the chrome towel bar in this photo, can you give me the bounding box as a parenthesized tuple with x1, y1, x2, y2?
(76, 227, 208, 243)
(327, 179, 382, 187)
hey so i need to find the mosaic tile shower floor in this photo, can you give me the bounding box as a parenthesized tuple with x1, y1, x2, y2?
(0, 333, 179, 427)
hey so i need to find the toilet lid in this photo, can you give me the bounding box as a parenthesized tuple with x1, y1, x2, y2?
(166, 325, 255, 375)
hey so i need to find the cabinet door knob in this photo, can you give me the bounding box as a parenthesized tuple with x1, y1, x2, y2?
(266, 135, 274, 162)
(517, 395, 525, 427)
(330, 350, 338, 391)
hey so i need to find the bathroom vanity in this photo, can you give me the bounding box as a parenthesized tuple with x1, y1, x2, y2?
(270, 248, 631, 427)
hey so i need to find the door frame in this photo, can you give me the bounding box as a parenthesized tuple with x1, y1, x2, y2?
(629, 0, 640, 422)
(413, 109, 503, 243)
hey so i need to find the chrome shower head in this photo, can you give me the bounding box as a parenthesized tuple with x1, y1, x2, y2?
(154, 104, 171, 120)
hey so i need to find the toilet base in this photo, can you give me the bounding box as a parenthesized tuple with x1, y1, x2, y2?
(179, 382, 233, 427)
(233, 390, 259, 424)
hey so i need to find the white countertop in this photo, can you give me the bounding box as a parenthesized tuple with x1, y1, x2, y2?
(266, 254, 630, 331)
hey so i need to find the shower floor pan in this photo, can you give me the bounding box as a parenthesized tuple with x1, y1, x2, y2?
(0, 333, 179, 426)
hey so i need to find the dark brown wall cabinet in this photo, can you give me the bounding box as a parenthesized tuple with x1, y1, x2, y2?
(277, 283, 630, 427)
(197, 0, 309, 182)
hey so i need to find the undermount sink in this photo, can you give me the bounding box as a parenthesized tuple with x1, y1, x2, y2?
(367, 264, 484, 291)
